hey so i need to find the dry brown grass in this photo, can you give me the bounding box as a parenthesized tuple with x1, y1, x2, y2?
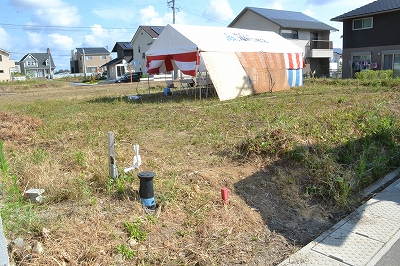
(1, 79, 399, 265)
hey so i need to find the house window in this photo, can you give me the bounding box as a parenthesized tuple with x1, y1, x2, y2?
(353, 17, 373, 30)
(383, 53, 400, 78)
(0, 55, 2, 61)
(352, 54, 371, 74)
(86, 67, 97, 73)
(142, 53, 145, 59)
(281, 30, 298, 39)
(138, 46, 141, 53)
(0, 70, 4, 73)
(86, 56, 92, 60)
(117, 66, 125, 76)
(100, 55, 106, 60)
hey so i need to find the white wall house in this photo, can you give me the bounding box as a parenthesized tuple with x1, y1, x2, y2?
(131, 26, 165, 75)
(0, 48, 15, 81)
(228, 7, 338, 77)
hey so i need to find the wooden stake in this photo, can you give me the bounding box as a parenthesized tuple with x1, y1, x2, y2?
(108, 132, 118, 179)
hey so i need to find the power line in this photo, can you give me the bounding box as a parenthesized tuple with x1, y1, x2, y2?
(177, 5, 228, 25)
(0, 23, 137, 31)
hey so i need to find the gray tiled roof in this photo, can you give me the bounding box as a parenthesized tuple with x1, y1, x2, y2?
(76, 47, 110, 55)
(112, 42, 133, 52)
(331, 0, 400, 21)
(140, 26, 165, 38)
(20, 53, 55, 68)
(229, 7, 337, 31)
(333, 48, 342, 54)
(101, 57, 123, 67)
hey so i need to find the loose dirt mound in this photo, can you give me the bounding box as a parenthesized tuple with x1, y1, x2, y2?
(0, 112, 42, 143)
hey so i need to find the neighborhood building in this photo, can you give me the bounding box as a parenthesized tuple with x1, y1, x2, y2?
(131, 26, 165, 75)
(331, 0, 400, 78)
(228, 7, 338, 77)
(0, 48, 15, 81)
(101, 42, 133, 80)
(70, 47, 110, 76)
(330, 48, 343, 78)
(17, 49, 55, 78)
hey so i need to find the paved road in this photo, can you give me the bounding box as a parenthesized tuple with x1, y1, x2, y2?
(0, 216, 9, 266)
(375, 237, 400, 266)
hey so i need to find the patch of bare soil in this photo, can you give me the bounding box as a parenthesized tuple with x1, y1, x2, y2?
(0, 111, 42, 143)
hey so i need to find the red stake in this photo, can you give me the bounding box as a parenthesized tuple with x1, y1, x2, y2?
(221, 188, 229, 205)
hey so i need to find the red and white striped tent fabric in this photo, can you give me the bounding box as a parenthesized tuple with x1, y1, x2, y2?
(146, 24, 304, 101)
(146, 24, 303, 76)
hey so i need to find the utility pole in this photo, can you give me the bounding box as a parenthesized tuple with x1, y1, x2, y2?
(168, 0, 178, 79)
(167, 0, 176, 24)
(47, 48, 52, 79)
(82, 47, 87, 80)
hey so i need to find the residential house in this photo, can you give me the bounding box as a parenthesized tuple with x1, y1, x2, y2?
(131, 26, 165, 75)
(330, 48, 342, 78)
(331, 0, 400, 78)
(101, 42, 133, 80)
(70, 47, 110, 76)
(18, 49, 55, 78)
(0, 48, 15, 81)
(228, 7, 338, 77)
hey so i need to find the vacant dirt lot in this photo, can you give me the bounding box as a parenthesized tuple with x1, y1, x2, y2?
(1, 80, 397, 265)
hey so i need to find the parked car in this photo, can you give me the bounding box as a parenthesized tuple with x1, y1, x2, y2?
(115, 72, 141, 83)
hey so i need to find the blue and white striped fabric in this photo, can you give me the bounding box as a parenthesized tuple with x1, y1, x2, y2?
(287, 69, 303, 87)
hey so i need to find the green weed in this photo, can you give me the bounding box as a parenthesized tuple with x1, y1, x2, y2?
(0, 141, 9, 178)
(124, 219, 146, 242)
(0, 141, 41, 234)
(75, 151, 86, 166)
(116, 243, 136, 259)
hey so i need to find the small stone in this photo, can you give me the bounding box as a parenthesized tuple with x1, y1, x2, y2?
(128, 239, 137, 247)
(114, 254, 124, 263)
(13, 238, 24, 248)
(42, 228, 50, 238)
(32, 241, 43, 254)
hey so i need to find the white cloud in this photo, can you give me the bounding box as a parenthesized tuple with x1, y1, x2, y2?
(136, 5, 183, 25)
(302, 8, 314, 17)
(260, 0, 287, 10)
(0, 27, 12, 50)
(271, 2, 284, 10)
(27, 32, 41, 47)
(83, 24, 127, 47)
(48, 33, 74, 51)
(203, 0, 235, 21)
(10, 0, 81, 27)
(34, 6, 81, 27)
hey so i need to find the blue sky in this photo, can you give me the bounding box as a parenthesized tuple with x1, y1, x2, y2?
(0, 0, 375, 70)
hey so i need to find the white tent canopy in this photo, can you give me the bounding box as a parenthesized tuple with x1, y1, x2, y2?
(146, 24, 303, 75)
(146, 23, 302, 55)
(146, 24, 304, 101)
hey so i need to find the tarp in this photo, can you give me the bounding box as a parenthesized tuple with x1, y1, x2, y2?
(146, 24, 304, 100)
(201, 52, 253, 101)
(287, 69, 303, 87)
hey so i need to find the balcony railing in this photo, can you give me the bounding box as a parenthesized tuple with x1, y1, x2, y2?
(309, 40, 333, 50)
